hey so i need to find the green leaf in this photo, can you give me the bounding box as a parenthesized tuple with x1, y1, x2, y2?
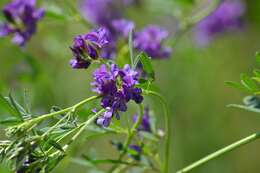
(108, 123, 127, 134)
(135, 52, 154, 79)
(228, 104, 260, 113)
(256, 52, 260, 65)
(253, 69, 260, 78)
(240, 73, 258, 92)
(44, 5, 68, 21)
(71, 157, 95, 167)
(47, 140, 64, 152)
(136, 79, 159, 92)
(0, 118, 22, 126)
(0, 95, 18, 116)
(8, 93, 26, 119)
(46, 154, 65, 172)
(82, 155, 135, 165)
(139, 131, 158, 142)
(225, 81, 248, 91)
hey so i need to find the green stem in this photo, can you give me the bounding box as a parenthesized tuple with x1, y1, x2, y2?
(64, 0, 91, 28)
(50, 109, 105, 156)
(172, 0, 221, 46)
(128, 29, 134, 68)
(19, 96, 100, 131)
(109, 104, 144, 173)
(42, 111, 71, 138)
(143, 90, 170, 173)
(63, 109, 106, 151)
(177, 132, 260, 173)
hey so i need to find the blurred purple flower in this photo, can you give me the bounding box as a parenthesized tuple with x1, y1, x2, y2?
(134, 25, 172, 59)
(194, 0, 245, 46)
(79, 0, 122, 28)
(112, 19, 135, 38)
(92, 64, 143, 127)
(70, 28, 109, 69)
(133, 107, 151, 132)
(0, 0, 44, 46)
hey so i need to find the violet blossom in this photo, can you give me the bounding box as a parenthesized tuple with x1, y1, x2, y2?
(0, 0, 44, 46)
(92, 64, 143, 127)
(133, 107, 151, 132)
(70, 28, 109, 69)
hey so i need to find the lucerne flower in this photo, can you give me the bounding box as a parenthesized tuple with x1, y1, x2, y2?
(0, 0, 44, 46)
(92, 64, 143, 127)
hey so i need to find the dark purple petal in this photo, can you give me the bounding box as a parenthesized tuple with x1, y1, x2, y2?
(69, 28, 110, 67)
(92, 63, 143, 128)
(0, 24, 14, 37)
(133, 107, 151, 132)
(70, 58, 91, 69)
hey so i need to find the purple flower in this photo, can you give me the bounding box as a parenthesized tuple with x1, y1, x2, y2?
(70, 28, 109, 69)
(134, 25, 172, 59)
(80, 0, 122, 28)
(112, 19, 135, 38)
(79, 0, 138, 59)
(93, 64, 143, 127)
(133, 107, 151, 132)
(0, 0, 44, 46)
(194, 0, 245, 46)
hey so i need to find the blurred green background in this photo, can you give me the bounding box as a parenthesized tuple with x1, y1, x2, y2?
(1, 0, 260, 172)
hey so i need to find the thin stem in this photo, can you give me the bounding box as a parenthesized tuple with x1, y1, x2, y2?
(177, 132, 260, 173)
(109, 104, 144, 173)
(64, 0, 91, 28)
(18, 96, 100, 131)
(42, 111, 71, 138)
(50, 109, 105, 156)
(128, 29, 134, 68)
(172, 0, 221, 46)
(63, 109, 106, 151)
(143, 90, 170, 173)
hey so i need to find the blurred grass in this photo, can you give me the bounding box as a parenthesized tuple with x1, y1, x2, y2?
(1, 0, 260, 173)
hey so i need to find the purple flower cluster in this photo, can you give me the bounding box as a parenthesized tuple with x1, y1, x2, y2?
(92, 64, 143, 127)
(0, 0, 44, 46)
(134, 25, 172, 59)
(133, 107, 151, 132)
(80, 0, 171, 60)
(70, 28, 109, 69)
(194, 0, 245, 46)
